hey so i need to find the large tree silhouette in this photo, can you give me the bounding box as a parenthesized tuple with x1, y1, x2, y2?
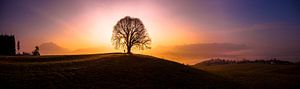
(112, 16, 151, 54)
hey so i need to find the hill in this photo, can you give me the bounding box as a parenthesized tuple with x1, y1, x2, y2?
(0, 53, 239, 89)
(194, 63, 300, 89)
(39, 42, 70, 54)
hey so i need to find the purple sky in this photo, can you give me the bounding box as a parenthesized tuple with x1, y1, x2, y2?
(1, 0, 300, 63)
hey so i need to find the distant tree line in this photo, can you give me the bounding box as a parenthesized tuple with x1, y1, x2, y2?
(0, 34, 40, 56)
(0, 34, 16, 56)
(200, 58, 293, 65)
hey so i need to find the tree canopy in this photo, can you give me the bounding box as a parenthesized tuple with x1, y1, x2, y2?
(112, 16, 151, 53)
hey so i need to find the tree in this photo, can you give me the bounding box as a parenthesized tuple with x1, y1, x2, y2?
(0, 35, 15, 56)
(17, 40, 20, 54)
(112, 16, 151, 54)
(32, 46, 40, 56)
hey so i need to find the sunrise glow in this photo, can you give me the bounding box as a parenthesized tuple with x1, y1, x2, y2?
(1, 0, 299, 64)
(38, 1, 200, 51)
(1, 1, 299, 88)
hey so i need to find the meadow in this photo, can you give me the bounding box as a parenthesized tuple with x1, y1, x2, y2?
(194, 63, 300, 89)
(0, 53, 238, 89)
(1, 53, 299, 89)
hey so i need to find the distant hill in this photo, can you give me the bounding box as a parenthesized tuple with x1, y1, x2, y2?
(194, 58, 293, 66)
(71, 47, 111, 54)
(39, 42, 70, 54)
(0, 53, 239, 89)
(39, 42, 112, 55)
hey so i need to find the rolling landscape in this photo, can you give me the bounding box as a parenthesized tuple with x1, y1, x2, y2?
(1, 0, 300, 89)
(0, 54, 299, 89)
(0, 53, 239, 89)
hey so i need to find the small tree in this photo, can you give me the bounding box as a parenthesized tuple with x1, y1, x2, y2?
(112, 16, 151, 54)
(32, 46, 40, 56)
(17, 40, 20, 54)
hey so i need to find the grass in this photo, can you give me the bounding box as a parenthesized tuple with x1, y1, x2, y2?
(0, 53, 239, 89)
(194, 63, 300, 89)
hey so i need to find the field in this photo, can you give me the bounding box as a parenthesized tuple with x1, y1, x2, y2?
(0, 53, 238, 89)
(1, 53, 299, 89)
(194, 63, 300, 89)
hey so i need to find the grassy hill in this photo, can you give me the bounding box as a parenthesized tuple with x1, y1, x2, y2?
(0, 53, 239, 89)
(194, 63, 300, 89)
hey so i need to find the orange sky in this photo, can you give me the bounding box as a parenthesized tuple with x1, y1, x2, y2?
(46, 1, 202, 50)
(1, 0, 300, 64)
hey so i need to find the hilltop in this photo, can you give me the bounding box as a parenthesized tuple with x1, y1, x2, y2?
(0, 53, 239, 89)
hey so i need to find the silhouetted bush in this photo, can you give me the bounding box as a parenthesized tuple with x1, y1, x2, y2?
(22, 52, 31, 56)
(32, 46, 40, 56)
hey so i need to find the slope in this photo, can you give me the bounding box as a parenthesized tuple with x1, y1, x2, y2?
(0, 53, 239, 89)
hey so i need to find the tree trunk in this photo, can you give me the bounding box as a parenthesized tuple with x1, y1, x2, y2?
(127, 46, 132, 54)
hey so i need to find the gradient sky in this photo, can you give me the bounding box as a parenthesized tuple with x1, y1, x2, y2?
(1, 0, 300, 64)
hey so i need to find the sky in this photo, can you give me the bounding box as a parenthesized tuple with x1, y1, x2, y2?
(1, 0, 300, 64)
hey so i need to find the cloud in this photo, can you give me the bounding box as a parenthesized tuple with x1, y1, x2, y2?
(175, 43, 249, 55)
(71, 47, 111, 54)
(157, 43, 250, 59)
(232, 23, 300, 56)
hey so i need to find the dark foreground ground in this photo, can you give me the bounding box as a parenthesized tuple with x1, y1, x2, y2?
(0, 53, 238, 89)
(194, 63, 300, 89)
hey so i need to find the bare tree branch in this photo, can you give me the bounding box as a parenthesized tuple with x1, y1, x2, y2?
(112, 16, 151, 54)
